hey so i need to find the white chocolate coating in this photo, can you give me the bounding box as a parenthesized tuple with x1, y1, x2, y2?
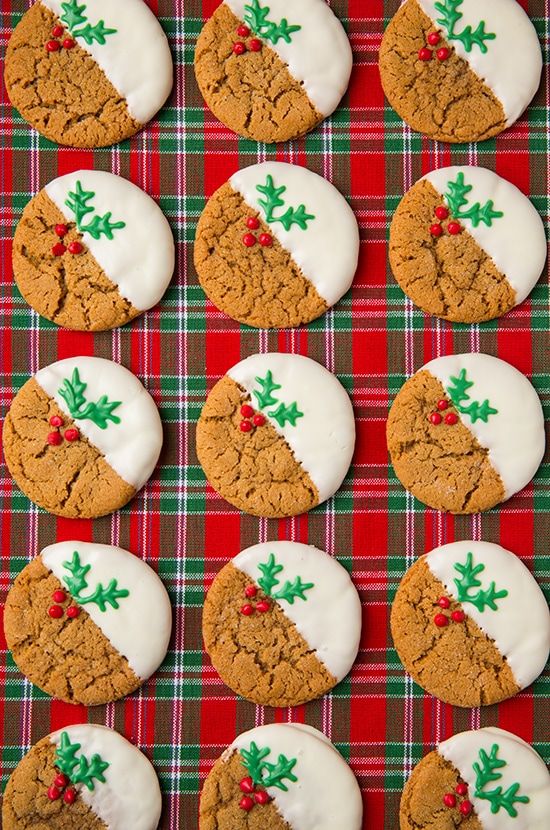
(227, 353, 355, 505)
(234, 541, 361, 681)
(425, 541, 550, 690)
(229, 724, 363, 830)
(424, 166, 546, 305)
(425, 353, 545, 499)
(416, 0, 542, 126)
(224, 0, 352, 116)
(439, 728, 550, 830)
(45, 171, 174, 312)
(41, 541, 172, 680)
(50, 724, 162, 830)
(34, 357, 163, 491)
(230, 163, 359, 307)
(40, 0, 173, 124)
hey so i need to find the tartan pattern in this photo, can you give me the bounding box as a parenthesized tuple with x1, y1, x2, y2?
(0, 0, 548, 827)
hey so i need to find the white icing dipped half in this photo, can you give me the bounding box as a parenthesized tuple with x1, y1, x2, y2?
(439, 727, 550, 830)
(424, 166, 546, 305)
(233, 541, 361, 681)
(34, 356, 163, 491)
(416, 0, 542, 126)
(224, 0, 352, 116)
(45, 171, 174, 312)
(40, 0, 173, 124)
(49, 724, 162, 830)
(425, 353, 545, 499)
(41, 541, 172, 680)
(425, 541, 550, 689)
(230, 162, 359, 307)
(229, 724, 363, 830)
(227, 353, 355, 505)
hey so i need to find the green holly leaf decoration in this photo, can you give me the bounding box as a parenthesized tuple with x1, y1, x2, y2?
(267, 401, 304, 428)
(453, 552, 508, 612)
(253, 371, 282, 410)
(257, 553, 284, 595)
(82, 212, 126, 240)
(240, 741, 298, 791)
(65, 181, 126, 240)
(272, 576, 314, 604)
(72, 20, 117, 45)
(58, 368, 122, 430)
(60, 0, 87, 29)
(62, 551, 130, 612)
(446, 369, 498, 424)
(255, 552, 314, 604)
(243, 0, 301, 44)
(256, 175, 315, 231)
(55, 731, 82, 778)
(473, 744, 529, 817)
(444, 173, 504, 228)
(62, 551, 92, 597)
(55, 731, 110, 792)
(434, 0, 496, 53)
(65, 181, 95, 228)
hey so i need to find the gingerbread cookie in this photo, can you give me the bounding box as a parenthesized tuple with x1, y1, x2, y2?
(195, 162, 359, 328)
(390, 166, 546, 323)
(5, 0, 173, 147)
(13, 171, 174, 331)
(2, 357, 163, 518)
(4, 541, 172, 705)
(391, 541, 550, 707)
(2, 723, 162, 830)
(200, 723, 363, 829)
(203, 541, 361, 706)
(196, 353, 355, 517)
(379, 0, 542, 143)
(387, 353, 545, 513)
(400, 727, 550, 830)
(194, 0, 352, 143)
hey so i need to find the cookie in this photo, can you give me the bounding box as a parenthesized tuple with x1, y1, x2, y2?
(2, 723, 162, 830)
(400, 727, 550, 830)
(13, 171, 175, 331)
(5, 0, 173, 147)
(389, 166, 546, 323)
(379, 0, 542, 143)
(2, 356, 163, 518)
(387, 353, 545, 513)
(196, 353, 355, 517)
(194, 0, 352, 143)
(391, 541, 550, 707)
(199, 723, 363, 830)
(203, 541, 361, 706)
(4, 541, 172, 705)
(195, 162, 359, 328)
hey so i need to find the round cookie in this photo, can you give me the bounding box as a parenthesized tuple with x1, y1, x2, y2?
(387, 353, 545, 513)
(200, 723, 363, 830)
(195, 162, 359, 328)
(2, 723, 162, 830)
(196, 353, 355, 518)
(2, 356, 163, 518)
(379, 0, 542, 143)
(391, 541, 550, 707)
(389, 166, 546, 323)
(194, 0, 352, 143)
(5, 0, 173, 147)
(4, 541, 172, 705)
(400, 727, 550, 830)
(203, 541, 361, 706)
(13, 171, 175, 331)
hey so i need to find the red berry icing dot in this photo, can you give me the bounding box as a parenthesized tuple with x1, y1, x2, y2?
(52, 590, 67, 603)
(63, 38, 76, 49)
(451, 609, 465, 623)
(258, 233, 272, 247)
(47, 431, 63, 446)
(68, 240, 83, 255)
(447, 221, 461, 235)
(241, 404, 254, 418)
(63, 787, 77, 804)
(443, 793, 456, 808)
(436, 399, 449, 411)
(64, 428, 80, 442)
(241, 603, 254, 616)
(49, 414, 64, 427)
(54, 223, 68, 238)
(47, 785, 62, 801)
(233, 41, 247, 55)
(254, 790, 270, 805)
(46, 40, 60, 52)
(434, 613, 448, 628)
(427, 32, 441, 46)
(249, 38, 262, 52)
(256, 600, 270, 613)
(239, 795, 254, 812)
(48, 605, 63, 619)
(444, 412, 458, 425)
(246, 216, 260, 230)
(437, 47, 451, 61)
(54, 773, 69, 788)
(253, 414, 266, 426)
(239, 776, 255, 793)
(242, 232, 256, 247)
(430, 223, 443, 238)
(435, 206, 449, 220)
(239, 420, 253, 433)
(437, 596, 450, 609)
(52, 24, 64, 37)
(418, 47, 432, 61)
(460, 800, 473, 817)
(66, 606, 80, 619)
(237, 24, 251, 37)
(455, 782, 468, 796)
(52, 242, 66, 256)
(429, 412, 442, 425)
(244, 585, 257, 599)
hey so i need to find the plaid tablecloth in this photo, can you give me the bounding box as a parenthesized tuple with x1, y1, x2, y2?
(0, 1, 548, 828)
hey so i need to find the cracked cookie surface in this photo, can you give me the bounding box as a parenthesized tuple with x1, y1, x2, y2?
(4, 556, 141, 706)
(203, 562, 336, 706)
(13, 189, 140, 331)
(195, 182, 328, 328)
(386, 370, 505, 513)
(391, 557, 518, 707)
(4, 3, 140, 148)
(194, 4, 321, 143)
(2, 737, 106, 830)
(196, 375, 319, 517)
(2, 378, 135, 518)
(379, 0, 506, 143)
(389, 179, 516, 323)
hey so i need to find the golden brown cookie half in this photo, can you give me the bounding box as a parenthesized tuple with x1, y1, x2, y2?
(389, 166, 546, 323)
(196, 353, 355, 518)
(194, 0, 352, 143)
(386, 354, 545, 514)
(379, 0, 542, 143)
(2, 357, 163, 518)
(5, 0, 172, 147)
